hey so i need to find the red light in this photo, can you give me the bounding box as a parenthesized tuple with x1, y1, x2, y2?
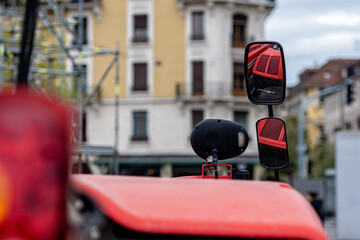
(0, 91, 71, 240)
(0, 165, 11, 225)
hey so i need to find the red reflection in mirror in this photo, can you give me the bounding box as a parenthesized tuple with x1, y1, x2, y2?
(253, 48, 283, 81)
(245, 42, 285, 104)
(257, 118, 287, 149)
(247, 43, 272, 74)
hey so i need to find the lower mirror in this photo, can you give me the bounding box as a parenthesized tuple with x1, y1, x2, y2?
(256, 118, 289, 169)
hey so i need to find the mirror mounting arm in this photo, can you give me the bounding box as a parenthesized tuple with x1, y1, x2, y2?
(207, 149, 219, 180)
(274, 169, 280, 181)
(268, 105, 274, 117)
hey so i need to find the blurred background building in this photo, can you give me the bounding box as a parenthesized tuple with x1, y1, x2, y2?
(78, 0, 276, 177)
(285, 59, 360, 150)
(0, 0, 276, 177)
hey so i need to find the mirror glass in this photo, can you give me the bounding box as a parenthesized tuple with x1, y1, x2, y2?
(245, 42, 286, 105)
(256, 118, 289, 169)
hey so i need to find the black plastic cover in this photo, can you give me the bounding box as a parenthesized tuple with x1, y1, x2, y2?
(190, 119, 249, 161)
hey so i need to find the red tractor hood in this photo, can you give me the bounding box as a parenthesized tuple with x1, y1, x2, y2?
(71, 175, 327, 239)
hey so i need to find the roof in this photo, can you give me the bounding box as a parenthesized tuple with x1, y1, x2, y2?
(299, 59, 360, 88)
(287, 59, 360, 99)
(71, 175, 327, 239)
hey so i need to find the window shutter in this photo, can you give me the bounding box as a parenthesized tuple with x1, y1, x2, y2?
(135, 15, 147, 28)
(192, 110, 203, 129)
(192, 61, 203, 94)
(133, 63, 147, 91)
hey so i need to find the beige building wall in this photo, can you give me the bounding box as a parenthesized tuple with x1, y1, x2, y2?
(153, 0, 185, 98)
(93, 0, 127, 99)
(306, 88, 324, 149)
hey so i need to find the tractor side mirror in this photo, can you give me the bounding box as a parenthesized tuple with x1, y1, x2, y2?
(256, 118, 289, 169)
(244, 41, 286, 105)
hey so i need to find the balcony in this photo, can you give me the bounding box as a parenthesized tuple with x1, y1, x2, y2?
(191, 34, 205, 41)
(65, 0, 102, 10)
(175, 81, 247, 102)
(176, 0, 275, 8)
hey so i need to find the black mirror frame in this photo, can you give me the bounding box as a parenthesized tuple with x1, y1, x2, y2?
(255, 117, 289, 170)
(244, 41, 286, 105)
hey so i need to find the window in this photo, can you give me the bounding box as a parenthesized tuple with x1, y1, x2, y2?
(232, 14, 247, 48)
(132, 111, 148, 141)
(72, 17, 87, 45)
(234, 111, 248, 129)
(233, 62, 245, 96)
(191, 12, 204, 40)
(73, 64, 87, 93)
(133, 63, 147, 91)
(192, 110, 203, 129)
(192, 61, 203, 96)
(133, 15, 148, 42)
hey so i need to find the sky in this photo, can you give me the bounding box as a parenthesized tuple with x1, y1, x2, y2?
(265, 0, 360, 87)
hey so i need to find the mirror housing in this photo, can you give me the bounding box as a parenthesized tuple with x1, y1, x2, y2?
(190, 119, 249, 161)
(244, 41, 286, 105)
(256, 118, 289, 169)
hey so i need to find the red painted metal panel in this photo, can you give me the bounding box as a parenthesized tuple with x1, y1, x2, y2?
(71, 175, 327, 240)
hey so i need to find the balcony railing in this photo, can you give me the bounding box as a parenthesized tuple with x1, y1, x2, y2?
(191, 34, 205, 41)
(175, 81, 247, 100)
(66, 0, 101, 10)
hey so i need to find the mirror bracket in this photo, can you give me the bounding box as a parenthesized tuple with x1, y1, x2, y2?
(206, 149, 219, 179)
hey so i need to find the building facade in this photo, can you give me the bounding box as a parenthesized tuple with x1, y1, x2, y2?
(73, 0, 275, 176)
(324, 68, 360, 143)
(284, 60, 360, 150)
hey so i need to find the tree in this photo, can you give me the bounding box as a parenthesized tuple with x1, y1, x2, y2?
(308, 143, 335, 178)
(284, 115, 298, 171)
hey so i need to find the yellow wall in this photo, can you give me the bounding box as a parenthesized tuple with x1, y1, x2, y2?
(93, 0, 127, 99)
(306, 88, 324, 149)
(153, 0, 185, 98)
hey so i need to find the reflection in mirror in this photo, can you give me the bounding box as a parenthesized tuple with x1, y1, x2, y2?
(256, 118, 289, 169)
(245, 42, 285, 105)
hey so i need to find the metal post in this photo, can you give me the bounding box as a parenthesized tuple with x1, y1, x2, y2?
(38, 8, 78, 68)
(0, 1, 5, 91)
(85, 56, 117, 106)
(59, 0, 65, 96)
(114, 43, 120, 175)
(47, 50, 54, 92)
(77, 0, 84, 173)
(17, 0, 39, 88)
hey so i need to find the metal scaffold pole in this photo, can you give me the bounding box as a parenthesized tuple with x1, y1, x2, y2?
(77, 0, 84, 174)
(0, 0, 121, 170)
(114, 42, 120, 175)
(0, 1, 5, 91)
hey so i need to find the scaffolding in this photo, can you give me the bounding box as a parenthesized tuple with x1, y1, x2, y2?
(0, 0, 120, 174)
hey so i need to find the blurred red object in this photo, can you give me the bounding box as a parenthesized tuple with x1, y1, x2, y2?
(0, 90, 71, 240)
